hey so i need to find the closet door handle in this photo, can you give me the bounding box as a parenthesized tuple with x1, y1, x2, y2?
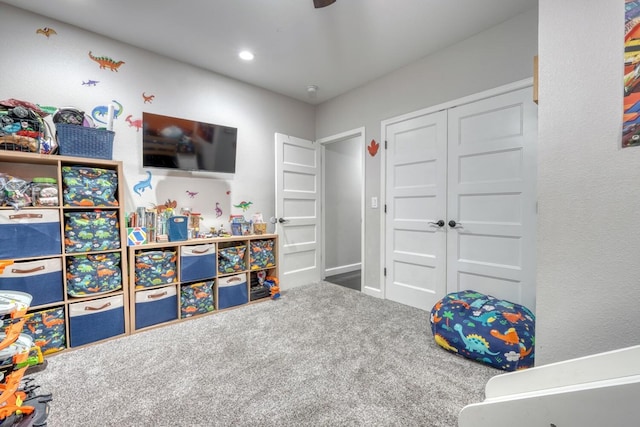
(448, 220, 462, 228)
(429, 220, 445, 227)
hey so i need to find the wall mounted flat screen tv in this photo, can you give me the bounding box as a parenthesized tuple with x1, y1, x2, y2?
(142, 112, 237, 174)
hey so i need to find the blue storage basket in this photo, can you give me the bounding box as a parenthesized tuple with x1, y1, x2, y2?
(56, 124, 114, 160)
(69, 295, 125, 347)
(135, 286, 178, 329)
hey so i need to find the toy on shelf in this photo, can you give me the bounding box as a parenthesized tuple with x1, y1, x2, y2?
(264, 276, 280, 300)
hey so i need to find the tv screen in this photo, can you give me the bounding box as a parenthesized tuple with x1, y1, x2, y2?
(142, 112, 237, 174)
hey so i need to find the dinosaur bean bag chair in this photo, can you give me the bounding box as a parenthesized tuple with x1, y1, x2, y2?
(430, 290, 535, 371)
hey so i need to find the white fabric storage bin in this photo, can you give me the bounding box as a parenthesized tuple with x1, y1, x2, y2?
(69, 294, 125, 347)
(0, 210, 61, 258)
(218, 273, 248, 309)
(135, 285, 178, 329)
(180, 244, 216, 282)
(0, 258, 63, 306)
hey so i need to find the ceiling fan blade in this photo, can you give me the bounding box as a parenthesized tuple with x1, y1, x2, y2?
(313, 0, 336, 8)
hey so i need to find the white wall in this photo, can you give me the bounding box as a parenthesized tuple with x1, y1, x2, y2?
(316, 7, 538, 295)
(0, 4, 315, 233)
(536, 1, 640, 364)
(323, 136, 361, 274)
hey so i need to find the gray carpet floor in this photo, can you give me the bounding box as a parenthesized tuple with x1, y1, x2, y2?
(30, 282, 497, 426)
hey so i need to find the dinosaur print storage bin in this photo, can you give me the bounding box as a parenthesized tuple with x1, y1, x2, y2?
(134, 250, 177, 288)
(430, 290, 535, 372)
(22, 306, 66, 355)
(180, 281, 214, 318)
(66, 253, 122, 297)
(249, 239, 276, 270)
(64, 210, 120, 253)
(61, 166, 119, 207)
(218, 245, 246, 274)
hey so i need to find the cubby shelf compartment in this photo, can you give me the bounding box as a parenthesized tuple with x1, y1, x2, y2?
(0, 151, 129, 355)
(128, 234, 278, 333)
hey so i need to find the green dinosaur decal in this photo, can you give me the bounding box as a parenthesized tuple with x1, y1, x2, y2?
(454, 324, 499, 356)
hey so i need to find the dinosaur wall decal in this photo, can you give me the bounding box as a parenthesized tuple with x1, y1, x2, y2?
(82, 80, 99, 87)
(142, 92, 155, 104)
(88, 51, 125, 72)
(36, 27, 57, 38)
(234, 201, 253, 211)
(126, 115, 142, 132)
(92, 100, 123, 125)
(133, 171, 152, 196)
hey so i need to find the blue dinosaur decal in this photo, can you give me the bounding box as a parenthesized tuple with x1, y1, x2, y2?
(91, 100, 123, 125)
(133, 171, 153, 196)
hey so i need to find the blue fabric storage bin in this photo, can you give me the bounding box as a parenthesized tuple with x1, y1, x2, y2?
(218, 273, 248, 309)
(135, 286, 178, 329)
(0, 210, 61, 259)
(0, 258, 64, 306)
(167, 216, 188, 242)
(69, 294, 125, 347)
(180, 244, 216, 282)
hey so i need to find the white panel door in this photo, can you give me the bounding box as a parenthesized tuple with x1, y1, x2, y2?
(447, 87, 537, 310)
(385, 111, 448, 310)
(275, 133, 321, 289)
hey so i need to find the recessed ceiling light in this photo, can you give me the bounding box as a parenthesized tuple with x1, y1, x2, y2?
(239, 50, 254, 61)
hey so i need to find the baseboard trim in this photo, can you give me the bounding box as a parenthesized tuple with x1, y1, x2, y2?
(324, 263, 361, 277)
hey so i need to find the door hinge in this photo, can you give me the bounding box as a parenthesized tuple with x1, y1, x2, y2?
(384, 204, 387, 213)
(385, 140, 388, 149)
(383, 267, 387, 277)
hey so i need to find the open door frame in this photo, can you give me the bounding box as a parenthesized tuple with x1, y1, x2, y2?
(317, 127, 365, 291)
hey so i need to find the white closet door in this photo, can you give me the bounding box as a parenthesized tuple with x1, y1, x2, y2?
(447, 87, 537, 310)
(383, 85, 538, 311)
(384, 111, 448, 310)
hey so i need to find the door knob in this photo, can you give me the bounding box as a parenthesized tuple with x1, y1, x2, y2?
(429, 220, 445, 227)
(448, 220, 461, 228)
(278, 217, 289, 224)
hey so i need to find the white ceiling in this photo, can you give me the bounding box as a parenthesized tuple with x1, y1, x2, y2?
(2, 0, 538, 105)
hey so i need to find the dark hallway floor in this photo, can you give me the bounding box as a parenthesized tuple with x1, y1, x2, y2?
(325, 270, 361, 291)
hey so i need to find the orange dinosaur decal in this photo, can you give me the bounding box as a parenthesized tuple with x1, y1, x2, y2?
(88, 51, 125, 72)
(449, 299, 470, 309)
(519, 343, 533, 358)
(490, 327, 520, 345)
(502, 311, 524, 323)
(42, 313, 64, 328)
(35, 338, 52, 348)
(194, 290, 209, 299)
(97, 268, 115, 277)
(142, 92, 155, 103)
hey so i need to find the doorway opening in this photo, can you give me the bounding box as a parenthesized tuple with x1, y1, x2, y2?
(319, 128, 365, 292)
